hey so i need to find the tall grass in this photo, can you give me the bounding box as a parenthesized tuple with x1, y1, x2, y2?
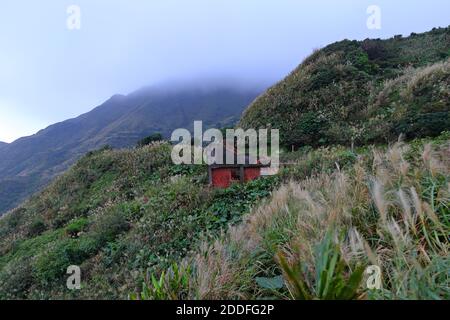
(139, 136, 449, 300)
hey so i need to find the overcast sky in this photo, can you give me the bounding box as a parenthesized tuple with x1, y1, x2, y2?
(0, 0, 449, 142)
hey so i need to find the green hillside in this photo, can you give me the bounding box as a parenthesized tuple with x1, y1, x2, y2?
(239, 27, 450, 148)
(0, 143, 276, 299)
(139, 133, 449, 300)
(1, 134, 448, 299)
(0, 28, 449, 300)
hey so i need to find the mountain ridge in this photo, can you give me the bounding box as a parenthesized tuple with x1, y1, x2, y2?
(239, 26, 450, 147)
(0, 85, 262, 214)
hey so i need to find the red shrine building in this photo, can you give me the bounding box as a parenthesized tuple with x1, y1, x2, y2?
(208, 163, 265, 188)
(207, 144, 269, 188)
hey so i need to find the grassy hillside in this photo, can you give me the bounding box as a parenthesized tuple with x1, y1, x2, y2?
(1, 28, 449, 300)
(239, 27, 450, 148)
(135, 133, 450, 300)
(0, 143, 276, 299)
(1, 133, 448, 299)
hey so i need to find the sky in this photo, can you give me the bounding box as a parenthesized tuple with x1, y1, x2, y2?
(0, 0, 449, 143)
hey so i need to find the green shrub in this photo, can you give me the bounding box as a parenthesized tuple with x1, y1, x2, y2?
(206, 176, 278, 229)
(137, 133, 163, 147)
(34, 239, 84, 285)
(27, 218, 47, 237)
(88, 209, 130, 245)
(133, 263, 192, 300)
(277, 231, 365, 300)
(0, 257, 34, 299)
(65, 217, 89, 237)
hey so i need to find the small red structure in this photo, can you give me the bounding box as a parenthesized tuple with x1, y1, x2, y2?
(209, 163, 265, 188)
(207, 141, 270, 188)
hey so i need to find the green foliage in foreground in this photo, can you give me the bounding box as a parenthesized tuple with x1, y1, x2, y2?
(276, 230, 365, 300)
(136, 133, 449, 300)
(1, 133, 448, 300)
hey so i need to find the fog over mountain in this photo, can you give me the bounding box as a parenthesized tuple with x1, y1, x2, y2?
(2, 1, 450, 143)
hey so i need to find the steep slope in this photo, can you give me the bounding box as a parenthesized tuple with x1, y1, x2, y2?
(0, 143, 276, 299)
(239, 27, 450, 148)
(149, 133, 449, 300)
(1, 27, 449, 301)
(0, 132, 447, 300)
(0, 85, 261, 214)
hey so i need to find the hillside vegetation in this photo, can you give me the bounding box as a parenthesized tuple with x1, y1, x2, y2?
(239, 27, 450, 147)
(135, 133, 450, 300)
(1, 133, 448, 299)
(0, 28, 449, 300)
(0, 143, 276, 299)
